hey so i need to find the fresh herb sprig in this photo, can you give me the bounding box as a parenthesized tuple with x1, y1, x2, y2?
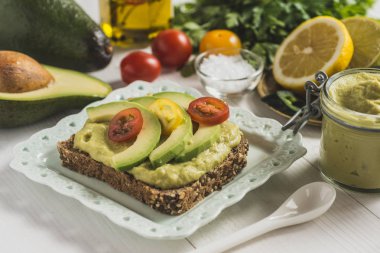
(173, 0, 374, 69)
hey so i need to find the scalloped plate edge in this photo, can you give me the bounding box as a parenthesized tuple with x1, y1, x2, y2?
(10, 80, 307, 239)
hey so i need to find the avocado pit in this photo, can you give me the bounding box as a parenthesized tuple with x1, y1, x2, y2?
(0, 51, 54, 93)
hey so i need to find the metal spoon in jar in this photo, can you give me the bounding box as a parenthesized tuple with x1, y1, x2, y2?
(194, 182, 336, 253)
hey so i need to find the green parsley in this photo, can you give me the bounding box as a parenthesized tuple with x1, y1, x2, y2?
(174, 0, 374, 69)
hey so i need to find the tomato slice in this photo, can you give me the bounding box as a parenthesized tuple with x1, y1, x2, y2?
(149, 98, 184, 136)
(187, 97, 229, 125)
(108, 108, 143, 142)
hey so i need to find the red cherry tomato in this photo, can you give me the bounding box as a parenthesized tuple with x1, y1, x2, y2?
(120, 51, 161, 84)
(108, 108, 143, 142)
(152, 29, 192, 69)
(187, 97, 229, 126)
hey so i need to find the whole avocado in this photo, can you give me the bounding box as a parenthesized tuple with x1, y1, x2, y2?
(0, 0, 113, 72)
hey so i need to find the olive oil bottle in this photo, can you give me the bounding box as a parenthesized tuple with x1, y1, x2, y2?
(99, 0, 172, 48)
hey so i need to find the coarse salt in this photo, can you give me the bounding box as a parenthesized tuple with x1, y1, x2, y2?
(199, 54, 255, 79)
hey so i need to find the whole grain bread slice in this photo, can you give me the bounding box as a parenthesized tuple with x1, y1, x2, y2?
(57, 135, 249, 215)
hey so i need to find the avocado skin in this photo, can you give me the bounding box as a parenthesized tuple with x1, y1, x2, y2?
(0, 96, 103, 128)
(0, 0, 112, 72)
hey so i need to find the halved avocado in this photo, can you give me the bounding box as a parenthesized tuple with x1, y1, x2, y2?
(154, 92, 223, 162)
(86, 101, 161, 171)
(0, 65, 111, 127)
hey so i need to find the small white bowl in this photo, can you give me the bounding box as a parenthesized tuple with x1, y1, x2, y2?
(195, 48, 264, 98)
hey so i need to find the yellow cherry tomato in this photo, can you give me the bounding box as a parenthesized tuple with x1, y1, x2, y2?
(199, 30, 242, 52)
(149, 98, 184, 136)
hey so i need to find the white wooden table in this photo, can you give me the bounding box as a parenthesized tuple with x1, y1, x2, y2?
(1, 2, 380, 252)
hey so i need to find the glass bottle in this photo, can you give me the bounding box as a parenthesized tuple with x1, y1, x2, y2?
(99, 0, 172, 48)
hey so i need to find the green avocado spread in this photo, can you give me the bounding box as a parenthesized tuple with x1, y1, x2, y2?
(321, 71, 380, 189)
(330, 72, 380, 115)
(74, 122, 241, 189)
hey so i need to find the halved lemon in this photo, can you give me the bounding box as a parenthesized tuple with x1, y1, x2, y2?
(273, 16, 353, 91)
(343, 17, 380, 68)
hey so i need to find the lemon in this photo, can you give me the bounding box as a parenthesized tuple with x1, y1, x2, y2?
(273, 16, 353, 92)
(343, 17, 380, 68)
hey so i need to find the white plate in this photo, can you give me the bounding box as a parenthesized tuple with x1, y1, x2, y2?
(10, 80, 306, 239)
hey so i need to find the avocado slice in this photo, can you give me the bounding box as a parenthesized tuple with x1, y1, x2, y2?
(0, 66, 111, 128)
(154, 92, 223, 163)
(0, 0, 112, 72)
(154, 91, 196, 108)
(175, 125, 222, 162)
(128, 96, 157, 108)
(86, 101, 161, 171)
(149, 110, 193, 167)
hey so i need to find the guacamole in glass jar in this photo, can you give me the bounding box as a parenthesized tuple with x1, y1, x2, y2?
(320, 69, 380, 191)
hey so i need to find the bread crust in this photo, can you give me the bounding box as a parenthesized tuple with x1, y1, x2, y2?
(57, 135, 249, 215)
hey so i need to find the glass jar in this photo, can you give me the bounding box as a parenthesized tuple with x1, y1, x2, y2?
(99, 0, 172, 48)
(194, 48, 264, 98)
(319, 68, 380, 191)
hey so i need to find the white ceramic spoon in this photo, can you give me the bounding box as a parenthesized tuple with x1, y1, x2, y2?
(194, 182, 336, 253)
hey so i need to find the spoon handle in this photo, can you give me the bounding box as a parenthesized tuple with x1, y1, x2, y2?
(193, 218, 281, 253)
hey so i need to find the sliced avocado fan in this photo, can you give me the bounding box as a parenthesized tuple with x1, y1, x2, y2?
(154, 92, 223, 162)
(86, 101, 161, 171)
(131, 95, 193, 168)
